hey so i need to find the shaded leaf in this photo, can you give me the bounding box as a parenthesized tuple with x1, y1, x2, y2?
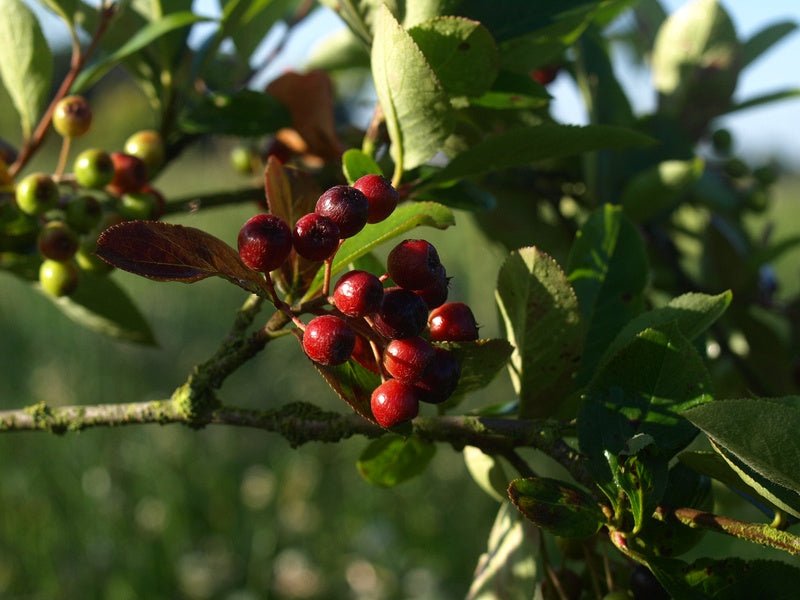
(48, 272, 156, 345)
(496, 247, 582, 418)
(303, 201, 454, 300)
(229, 0, 296, 61)
(466, 502, 540, 600)
(179, 90, 290, 136)
(372, 6, 454, 171)
(567, 205, 648, 385)
(39, 0, 79, 25)
(342, 149, 383, 185)
(306, 27, 371, 72)
(621, 158, 704, 222)
(508, 477, 604, 538)
(435, 338, 514, 398)
(313, 359, 380, 423)
(722, 88, 800, 116)
(0, 0, 52, 138)
(468, 91, 548, 111)
(408, 17, 498, 98)
(412, 179, 496, 212)
(426, 124, 654, 187)
(464, 446, 509, 502)
(95, 221, 265, 295)
(742, 21, 798, 70)
(357, 435, 436, 487)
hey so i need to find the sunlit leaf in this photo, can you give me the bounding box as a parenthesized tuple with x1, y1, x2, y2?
(357, 436, 436, 487)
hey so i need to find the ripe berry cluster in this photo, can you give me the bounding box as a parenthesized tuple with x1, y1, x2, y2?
(9, 95, 168, 297)
(236, 177, 480, 428)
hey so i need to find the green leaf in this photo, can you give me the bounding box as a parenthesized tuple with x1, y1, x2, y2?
(179, 90, 290, 137)
(408, 17, 498, 98)
(722, 88, 800, 116)
(412, 179, 496, 212)
(306, 28, 371, 72)
(229, 0, 296, 61)
(426, 124, 654, 187)
(742, 21, 798, 70)
(435, 339, 514, 399)
(580, 323, 713, 488)
(371, 6, 454, 171)
(39, 0, 79, 25)
(73, 12, 210, 92)
(464, 446, 509, 502)
(357, 435, 436, 487)
(0, 0, 52, 138)
(303, 201, 454, 300)
(313, 360, 381, 423)
(47, 273, 157, 345)
(597, 291, 732, 374)
(342, 149, 383, 185)
(466, 502, 540, 600)
(467, 91, 548, 111)
(683, 398, 800, 516)
(621, 158, 704, 222)
(567, 205, 648, 384)
(508, 477, 604, 538)
(495, 247, 582, 418)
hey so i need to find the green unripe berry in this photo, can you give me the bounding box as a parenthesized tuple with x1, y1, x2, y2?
(124, 129, 165, 176)
(74, 148, 115, 189)
(711, 128, 733, 155)
(724, 158, 748, 179)
(52, 95, 92, 138)
(230, 146, 256, 175)
(119, 191, 157, 221)
(75, 243, 113, 274)
(65, 194, 103, 233)
(39, 259, 79, 297)
(16, 172, 59, 216)
(37, 221, 79, 261)
(745, 188, 769, 213)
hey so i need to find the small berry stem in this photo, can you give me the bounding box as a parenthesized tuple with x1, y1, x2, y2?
(54, 137, 72, 180)
(378, 273, 389, 283)
(369, 338, 387, 382)
(321, 240, 344, 297)
(263, 273, 306, 331)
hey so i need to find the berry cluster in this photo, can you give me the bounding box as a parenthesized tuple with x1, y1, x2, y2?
(9, 95, 167, 297)
(236, 177, 480, 428)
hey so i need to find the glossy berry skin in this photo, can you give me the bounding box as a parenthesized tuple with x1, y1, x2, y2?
(38, 221, 79, 261)
(315, 185, 369, 238)
(237, 213, 293, 272)
(64, 195, 102, 233)
(387, 239, 443, 290)
(428, 302, 479, 342)
(353, 174, 399, 223)
(52, 95, 92, 138)
(383, 337, 435, 383)
(371, 379, 420, 428)
(124, 130, 165, 175)
(74, 149, 115, 189)
(302, 315, 356, 366)
(372, 288, 428, 339)
(16, 172, 59, 216)
(119, 191, 157, 221)
(292, 212, 340, 261)
(332, 270, 383, 317)
(108, 152, 147, 195)
(39, 259, 79, 297)
(414, 265, 449, 309)
(415, 348, 461, 404)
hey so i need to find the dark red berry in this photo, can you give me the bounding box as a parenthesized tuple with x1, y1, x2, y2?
(531, 65, 560, 86)
(415, 348, 461, 404)
(302, 315, 356, 366)
(37, 221, 79, 261)
(292, 212, 340, 261)
(237, 213, 293, 272)
(371, 379, 420, 428)
(413, 264, 449, 309)
(352, 334, 380, 373)
(333, 270, 384, 317)
(315, 185, 369, 238)
(353, 174, 399, 223)
(383, 337, 435, 383)
(108, 152, 147, 195)
(372, 288, 428, 339)
(387, 239, 443, 290)
(428, 302, 479, 342)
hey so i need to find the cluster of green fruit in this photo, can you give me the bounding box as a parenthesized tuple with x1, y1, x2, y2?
(8, 95, 166, 298)
(236, 176, 479, 428)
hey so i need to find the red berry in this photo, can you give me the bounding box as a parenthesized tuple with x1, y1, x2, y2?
(371, 379, 420, 428)
(333, 270, 384, 317)
(531, 65, 560, 86)
(351, 334, 380, 373)
(37, 221, 79, 261)
(353, 174, 399, 223)
(387, 239, 443, 290)
(302, 315, 356, 366)
(315, 185, 369, 238)
(415, 348, 461, 404)
(428, 302, 479, 342)
(413, 265, 449, 309)
(237, 213, 293, 272)
(383, 337, 435, 383)
(372, 288, 428, 339)
(108, 152, 147, 195)
(292, 212, 340, 261)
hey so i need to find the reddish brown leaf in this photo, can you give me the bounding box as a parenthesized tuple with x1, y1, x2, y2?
(313, 360, 380, 424)
(96, 221, 265, 295)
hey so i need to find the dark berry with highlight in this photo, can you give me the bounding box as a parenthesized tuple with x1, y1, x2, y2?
(353, 174, 399, 223)
(302, 315, 356, 366)
(428, 302, 479, 342)
(237, 213, 293, 272)
(372, 288, 428, 339)
(333, 270, 384, 317)
(292, 212, 340, 261)
(315, 185, 369, 238)
(383, 337, 435, 383)
(371, 379, 420, 428)
(387, 239, 443, 290)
